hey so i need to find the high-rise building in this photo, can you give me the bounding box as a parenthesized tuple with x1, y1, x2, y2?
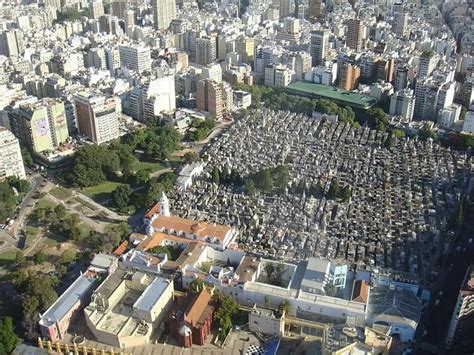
(89, 0, 105, 20)
(309, 30, 329, 67)
(389, 89, 415, 121)
(339, 63, 360, 91)
(8, 98, 69, 154)
(74, 91, 120, 144)
(196, 79, 223, 120)
(105, 47, 121, 75)
(392, 3, 408, 38)
(86, 48, 107, 70)
(279, 0, 294, 18)
(201, 63, 222, 83)
(0, 29, 24, 57)
(152, 0, 177, 31)
(195, 35, 217, 65)
(413, 78, 455, 121)
(235, 36, 254, 64)
(124, 10, 135, 37)
(418, 52, 437, 78)
(111, 0, 129, 20)
(394, 63, 409, 91)
(119, 45, 151, 74)
(346, 18, 364, 52)
(0, 127, 26, 181)
(375, 58, 395, 83)
(446, 265, 474, 352)
(307, 0, 322, 22)
(130, 76, 176, 122)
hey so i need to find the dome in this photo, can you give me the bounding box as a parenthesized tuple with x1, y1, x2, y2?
(179, 324, 192, 337)
(191, 223, 206, 232)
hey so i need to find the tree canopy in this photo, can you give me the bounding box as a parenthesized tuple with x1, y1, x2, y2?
(0, 317, 19, 354)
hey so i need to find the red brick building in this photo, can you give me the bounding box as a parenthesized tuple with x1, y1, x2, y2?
(171, 289, 215, 347)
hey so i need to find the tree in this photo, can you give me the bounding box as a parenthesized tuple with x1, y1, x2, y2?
(33, 251, 46, 264)
(15, 251, 25, 266)
(199, 261, 212, 273)
(327, 179, 341, 200)
(273, 165, 289, 190)
(384, 133, 394, 149)
(16, 273, 57, 340)
(264, 263, 275, 283)
(189, 278, 205, 292)
(0, 316, 19, 354)
(21, 147, 33, 167)
(104, 222, 131, 248)
(244, 179, 256, 196)
(255, 169, 273, 191)
(279, 300, 291, 315)
(59, 249, 77, 264)
(0, 180, 17, 222)
(392, 129, 405, 139)
(214, 292, 238, 336)
(135, 168, 152, 184)
(341, 186, 351, 202)
(275, 262, 285, 285)
(54, 204, 67, 220)
(111, 185, 133, 209)
(211, 166, 220, 184)
(183, 151, 199, 164)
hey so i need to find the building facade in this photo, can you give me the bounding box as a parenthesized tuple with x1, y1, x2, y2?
(0, 127, 26, 181)
(8, 98, 69, 154)
(73, 91, 120, 144)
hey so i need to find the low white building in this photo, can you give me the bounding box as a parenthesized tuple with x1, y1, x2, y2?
(304, 62, 338, 86)
(249, 306, 285, 336)
(176, 162, 205, 190)
(233, 90, 252, 109)
(438, 104, 462, 129)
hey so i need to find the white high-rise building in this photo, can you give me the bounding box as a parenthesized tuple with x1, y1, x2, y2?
(119, 45, 151, 74)
(0, 127, 26, 181)
(89, 0, 105, 20)
(418, 52, 437, 78)
(389, 89, 415, 121)
(201, 63, 222, 83)
(153, 0, 177, 31)
(130, 76, 176, 122)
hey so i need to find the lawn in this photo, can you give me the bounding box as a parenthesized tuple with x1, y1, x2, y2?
(35, 198, 56, 210)
(50, 186, 72, 200)
(0, 249, 17, 266)
(135, 160, 164, 172)
(25, 226, 39, 247)
(81, 181, 127, 202)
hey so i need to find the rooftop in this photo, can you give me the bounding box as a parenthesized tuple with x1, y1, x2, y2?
(151, 215, 231, 241)
(40, 274, 96, 326)
(133, 278, 171, 312)
(286, 81, 378, 109)
(368, 285, 421, 326)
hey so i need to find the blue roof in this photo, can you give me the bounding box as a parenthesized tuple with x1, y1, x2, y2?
(133, 278, 171, 312)
(265, 338, 281, 355)
(41, 275, 96, 325)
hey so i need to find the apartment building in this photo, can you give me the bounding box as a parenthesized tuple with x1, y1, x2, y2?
(0, 127, 26, 181)
(73, 91, 120, 144)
